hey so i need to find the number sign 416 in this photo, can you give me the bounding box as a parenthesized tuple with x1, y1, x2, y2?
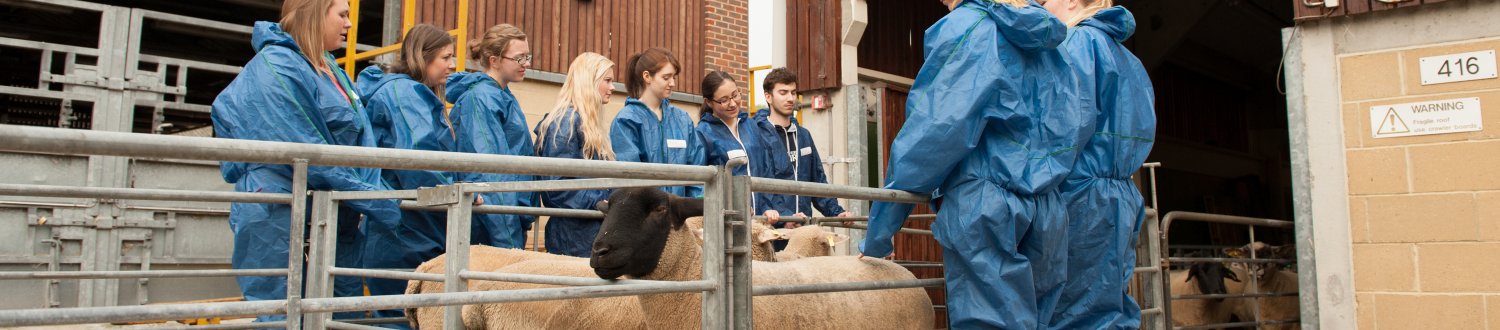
(1420, 50, 1498, 86)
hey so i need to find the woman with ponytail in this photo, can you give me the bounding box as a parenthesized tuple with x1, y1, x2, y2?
(447, 24, 538, 249)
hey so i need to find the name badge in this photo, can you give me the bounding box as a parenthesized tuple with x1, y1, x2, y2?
(799, 147, 812, 156)
(667, 139, 688, 149)
(727, 149, 748, 159)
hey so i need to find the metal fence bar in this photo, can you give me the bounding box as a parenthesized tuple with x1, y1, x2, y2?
(748, 176, 928, 204)
(457, 270, 672, 286)
(328, 267, 443, 282)
(752, 213, 938, 224)
(156, 321, 290, 330)
(751, 278, 946, 296)
(821, 222, 933, 236)
(0, 125, 718, 182)
(728, 174, 754, 329)
(1174, 291, 1299, 300)
(1166, 257, 1295, 264)
(700, 164, 729, 329)
(297, 280, 717, 314)
(0, 300, 286, 327)
(400, 201, 605, 218)
(327, 189, 418, 201)
(304, 192, 338, 329)
(287, 159, 309, 330)
(441, 189, 475, 330)
(463, 178, 704, 193)
(0, 269, 286, 280)
(0, 183, 291, 204)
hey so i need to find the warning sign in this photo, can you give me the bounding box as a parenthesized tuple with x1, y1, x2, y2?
(1369, 97, 1483, 139)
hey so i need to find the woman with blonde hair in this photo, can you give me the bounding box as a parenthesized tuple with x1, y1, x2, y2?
(448, 24, 537, 249)
(211, 0, 399, 323)
(861, 0, 1090, 328)
(1042, 0, 1157, 328)
(532, 52, 617, 257)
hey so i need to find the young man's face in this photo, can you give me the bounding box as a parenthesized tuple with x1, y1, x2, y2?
(765, 82, 798, 118)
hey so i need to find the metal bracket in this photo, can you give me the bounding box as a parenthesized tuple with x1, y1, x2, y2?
(416, 184, 462, 206)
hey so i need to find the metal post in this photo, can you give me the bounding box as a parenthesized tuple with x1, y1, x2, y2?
(305, 191, 339, 329)
(287, 159, 309, 330)
(728, 174, 753, 329)
(701, 166, 728, 329)
(442, 186, 474, 330)
(1143, 209, 1165, 330)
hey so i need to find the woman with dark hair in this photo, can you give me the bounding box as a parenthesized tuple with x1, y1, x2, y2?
(211, 0, 398, 323)
(610, 47, 705, 197)
(694, 70, 764, 176)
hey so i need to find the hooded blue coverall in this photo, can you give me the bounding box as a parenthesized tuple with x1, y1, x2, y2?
(610, 97, 706, 197)
(533, 108, 613, 257)
(446, 72, 537, 249)
(1049, 7, 1157, 330)
(748, 109, 846, 219)
(859, 1, 1094, 328)
(212, 22, 400, 323)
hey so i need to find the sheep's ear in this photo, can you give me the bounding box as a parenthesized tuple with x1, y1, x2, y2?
(669, 195, 704, 219)
(1223, 264, 1242, 282)
(755, 229, 781, 244)
(826, 233, 849, 246)
(693, 228, 705, 241)
(595, 200, 610, 213)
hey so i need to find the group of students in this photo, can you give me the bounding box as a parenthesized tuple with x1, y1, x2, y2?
(210, 0, 852, 325)
(857, 0, 1157, 329)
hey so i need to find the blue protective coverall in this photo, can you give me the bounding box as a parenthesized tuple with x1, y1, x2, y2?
(695, 111, 762, 177)
(212, 22, 400, 322)
(748, 109, 846, 219)
(446, 72, 536, 249)
(355, 65, 464, 324)
(610, 97, 705, 197)
(533, 108, 613, 257)
(859, 1, 1093, 328)
(1049, 7, 1157, 330)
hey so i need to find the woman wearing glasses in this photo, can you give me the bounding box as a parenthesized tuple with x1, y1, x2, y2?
(447, 23, 537, 249)
(694, 71, 765, 177)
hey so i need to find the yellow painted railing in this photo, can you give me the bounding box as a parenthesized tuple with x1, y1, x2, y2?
(337, 0, 470, 77)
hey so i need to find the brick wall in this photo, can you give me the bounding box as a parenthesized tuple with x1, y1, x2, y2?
(1339, 38, 1500, 329)
(705, 0, 750, 105)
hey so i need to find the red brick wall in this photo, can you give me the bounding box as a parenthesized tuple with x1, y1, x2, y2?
(705, 0, 750, 103)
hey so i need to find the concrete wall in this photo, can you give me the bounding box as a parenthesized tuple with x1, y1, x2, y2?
(1290, 1, 1500, 328)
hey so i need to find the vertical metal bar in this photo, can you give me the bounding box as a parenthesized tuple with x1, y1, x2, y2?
(1143, 211, 1165, 330)
(286, 160, 309, 330)
(1159, 214, 1173, 329)
(44, 239, 62, 308)
(343, 0, 360, 78)
(728, 175, 753, 329)
(441, 187, 474, 330)
(1149, 166, 1159, 211)
(137, 241, 150, 305)
(701, 169, 727, 329)
(454, 0, 469, 73)
(1247, 227, 1263, 327)
(305, 191, 338, 329)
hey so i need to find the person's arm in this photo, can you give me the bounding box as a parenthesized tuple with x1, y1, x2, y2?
(609, 113, 646, 163)
(452, 92, 509, 184)
(539, 118, 611, 212)
(391, 84, 455, 187)
(861, 17, 1010, 258)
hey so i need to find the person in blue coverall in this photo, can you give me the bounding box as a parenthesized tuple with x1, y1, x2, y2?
(859, 0, 1093, 329)
(751, 67, 850, 248)
(210, 0, 398, 322)
(610, 47, 705, 198)
(354, 23, 465, 326)
(1042, 1, 1157, 328)
(533, 52, 617, 257)
(447, 24, 537, 249)
(695, 71, 765, 177)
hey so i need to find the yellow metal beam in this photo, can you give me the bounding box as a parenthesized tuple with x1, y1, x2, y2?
(334, 0, 470, 75)
(402, 0, 415, 35)
(455, 0, 469, 72)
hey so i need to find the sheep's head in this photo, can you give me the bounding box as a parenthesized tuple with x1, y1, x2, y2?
(590, 187, 703, 279)
(1187, 261, 1241, 298)
(1223, 242, 1294, 282)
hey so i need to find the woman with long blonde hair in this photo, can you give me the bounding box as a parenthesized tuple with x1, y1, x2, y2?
(211, 0, 399, 323)
(532, 52, 617, 257)
(1042, 0, 1157, 328)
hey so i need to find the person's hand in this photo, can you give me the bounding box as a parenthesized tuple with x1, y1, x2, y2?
(785, 213, 806, 229)
(859, 239, 894, 260)
(474, 195, 485, 206)
(836, 211, 853, 226)
(763, 210, 781, 225)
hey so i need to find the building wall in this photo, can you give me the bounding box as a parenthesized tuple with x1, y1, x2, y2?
(1291, 0, 1500, 328)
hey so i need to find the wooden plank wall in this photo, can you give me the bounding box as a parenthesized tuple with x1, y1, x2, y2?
(785, 0, 842, 91)
(417, 0, 706, 95)
(880, 88, 948, 326)
(856, 0, 949, 79)
(1292, 0, 1447, 21)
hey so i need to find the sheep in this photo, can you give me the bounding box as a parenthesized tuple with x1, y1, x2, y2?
(686, 216, 786, 262)
(1168, 261, 1241, 328)
(408, 216, 784, 329)
(588, 187, 935, 329)
(773, 225, 848, 261)
(1223, 242, 1300, 329)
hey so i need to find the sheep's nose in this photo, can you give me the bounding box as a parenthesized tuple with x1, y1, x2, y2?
(592, 246, 612, 257)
